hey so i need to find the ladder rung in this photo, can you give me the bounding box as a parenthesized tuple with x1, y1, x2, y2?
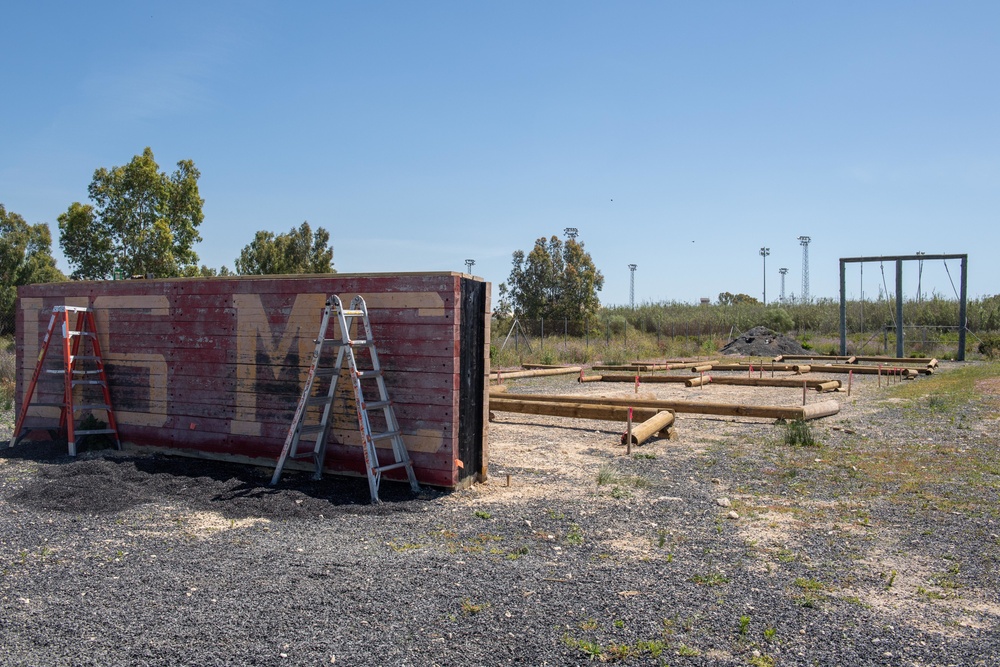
(72, 369, 104, 375)
(362, 400, 391, 411)
(305, 396, 331, 407)
(299, 424, 327, 436)
(374, 461, 410, 473)
(356, 370, 381, 379)
(314, 368, 338, 379)
(68, 331, 96, 338)
(45, 369, 67, 374)
(370, 430, 401, 442)
(340, 310, 365, 317)
(75, 429, 117, 436)
(72, 355, 100, 361)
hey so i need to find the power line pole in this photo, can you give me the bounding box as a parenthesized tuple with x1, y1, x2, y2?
(759, 247, 770, 304)
(798, 236, 811, 303)
(779, 267, 788, 303)
(916, 251, 925, 302)
(628, 264, 637, 309)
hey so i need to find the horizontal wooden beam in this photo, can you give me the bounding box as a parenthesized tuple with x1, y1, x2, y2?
(494, 392, 840, 421)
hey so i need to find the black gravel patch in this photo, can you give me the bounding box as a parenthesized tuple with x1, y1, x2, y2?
(721, 326, 810, 357)
(3, 372, 1000, 666)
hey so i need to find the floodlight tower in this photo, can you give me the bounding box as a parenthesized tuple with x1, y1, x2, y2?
(778, 268, 789, 304)
(464, 259, 475, 273)
(798, 236, 811, 303)
(759, 247, 770, 304)
(628, 264, 637, 309)
(564, 227, 579, 239)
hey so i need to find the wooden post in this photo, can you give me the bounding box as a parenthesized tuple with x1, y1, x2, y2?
(634, 374, 639, 393)
(626, 407, 633, 456)
(878, 364, 882, 388)
(802, 380, 807, 406)
(848, 370, 853, 396)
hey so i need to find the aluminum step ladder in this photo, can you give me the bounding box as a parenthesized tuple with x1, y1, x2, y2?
(12, 305, 121, 456)
(270, 295, 420, 503)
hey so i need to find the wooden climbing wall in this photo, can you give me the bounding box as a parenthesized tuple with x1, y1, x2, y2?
(15, 273, 490, 489)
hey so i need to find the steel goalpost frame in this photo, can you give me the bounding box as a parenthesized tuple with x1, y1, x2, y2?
(839, 253, 968, 360)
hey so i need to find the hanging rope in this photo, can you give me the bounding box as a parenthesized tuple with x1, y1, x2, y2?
(943, 259, 961, 300)
(880, 262, 896, 327)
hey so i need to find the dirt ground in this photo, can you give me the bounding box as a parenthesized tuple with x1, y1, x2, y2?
(1, 364, 998, 666)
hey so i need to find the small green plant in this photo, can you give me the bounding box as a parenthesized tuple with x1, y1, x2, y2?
(750, 654, 776, 667)
(613, 619, 625, 629)
(565, 524, 584, 546)
(677, 643, 700, 657)
(474, 510, 492, 520)
(738, 615, 751, 635)
(784, 419, 816, 446)
(580, 617, 599, 631)
(885, 570, 897, 589)
(763, 627, 777, 641)
(633, 452, 657, 460)
(610, 486, 632, 500)
(657, 529, 667, 548)
(506, 546, 529, 560)
(460, 598, 485, 615)
(691, 573, 729, 586)
(596, 466, 620, 486)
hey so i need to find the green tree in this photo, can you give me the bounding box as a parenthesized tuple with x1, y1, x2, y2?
(0, 204, 66, 332)
(498, 234, 603, 320)
(58, 147, 204, 279)
(234, 222, 335, 275)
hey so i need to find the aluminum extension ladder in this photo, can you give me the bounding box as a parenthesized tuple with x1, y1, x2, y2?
(270, 295, 420, 503)
(12, 305, 121, 456)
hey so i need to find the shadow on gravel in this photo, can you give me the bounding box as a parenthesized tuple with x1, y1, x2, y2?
(2, 440, 442, 518)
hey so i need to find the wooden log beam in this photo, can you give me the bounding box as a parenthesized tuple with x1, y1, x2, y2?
(622, 411, 676, 445)
(489, 399, 667, 423)
(685, 375, 712, 387)
(593, 375, 692, 384)
(494, 393, 840, 421)
(687, 376, 840, 390)
(490, 366, 582, 381)
(707, 363, 803, 372)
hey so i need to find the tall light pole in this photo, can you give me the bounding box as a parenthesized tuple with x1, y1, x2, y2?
(798, 236, 811, 303)
(628, 264, 637, 309)
(779, 267, 788, 303)
(916, 251, 925, 302)
(564, 227, 579, 239)
(759, 247, 770, 304)
(464, 259, 475, 273)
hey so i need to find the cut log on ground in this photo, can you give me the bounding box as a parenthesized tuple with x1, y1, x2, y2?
(621, 411, 676, 446)
(680, 376, 841, 390)
(493, 393, 841, 421)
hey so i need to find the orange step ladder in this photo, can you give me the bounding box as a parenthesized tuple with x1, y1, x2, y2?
(11, 305, 121, 456)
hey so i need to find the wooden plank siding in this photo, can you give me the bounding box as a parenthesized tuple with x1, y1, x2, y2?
(16, 272, 490, 489)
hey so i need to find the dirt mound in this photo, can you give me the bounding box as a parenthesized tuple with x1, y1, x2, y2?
(720, 325, 809, 356)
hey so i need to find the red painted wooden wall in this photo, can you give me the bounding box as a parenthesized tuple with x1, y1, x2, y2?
(16, 273, 490, 489)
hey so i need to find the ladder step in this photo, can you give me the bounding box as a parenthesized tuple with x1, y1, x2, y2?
(374, 461, 411, 473)
(305, 396, 331, 407)
(362, 400, 391, 411)
(75, 429, 117, 436)
(326, 339, 374, 348)
(356, 370, 382, 379)
(68, 331, 96, 338)
(314, 368, 338, 379)
(71, 355, 100, 361)
(299, 424, 327, 436)
(370, 429, 402, 442)
(340, 310, 365, 317)
(72, 369, 105, 375)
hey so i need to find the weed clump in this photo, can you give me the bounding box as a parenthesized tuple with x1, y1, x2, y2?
(784, 420, 816, 447)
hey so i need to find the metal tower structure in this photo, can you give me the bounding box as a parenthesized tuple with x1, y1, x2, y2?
(628, 264, 637, 308)
(798, 236, 811, 303)
(563, 227, 579, 239)
(778, 267, 788, 303)
(759, 247, 770, 304)
(464, 259, 475, 273)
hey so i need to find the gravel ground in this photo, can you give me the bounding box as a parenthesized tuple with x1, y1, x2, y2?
(1, 366, 999, 666)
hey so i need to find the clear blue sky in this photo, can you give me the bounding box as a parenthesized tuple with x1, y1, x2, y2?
(2, 2, 997, 307)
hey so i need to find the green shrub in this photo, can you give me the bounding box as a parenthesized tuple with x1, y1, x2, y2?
(784, 420, 816, 446)
(978, 334, 1000, 359)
